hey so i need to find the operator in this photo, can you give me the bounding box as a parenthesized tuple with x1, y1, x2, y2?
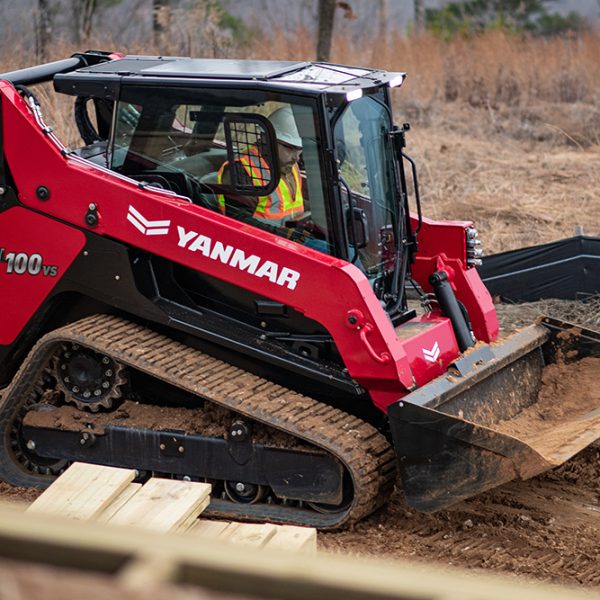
(216, 106, 306, 227)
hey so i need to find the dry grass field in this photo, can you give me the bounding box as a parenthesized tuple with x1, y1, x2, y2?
(284, 29, 600, 253)
(18, 28, 600, 254)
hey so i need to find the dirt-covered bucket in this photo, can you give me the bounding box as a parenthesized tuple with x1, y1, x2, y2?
(388, 318, 600, 512)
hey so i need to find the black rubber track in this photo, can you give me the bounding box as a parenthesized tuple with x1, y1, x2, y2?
(0, 314, 397, 529)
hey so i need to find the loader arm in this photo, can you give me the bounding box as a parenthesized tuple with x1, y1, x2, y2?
(409, 214, 498, 343)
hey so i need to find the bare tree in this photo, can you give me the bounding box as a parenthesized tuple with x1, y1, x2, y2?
(414, 0, 425, 33)
(81, 0, 98, 41)
(379, 0, 388, 44)
(317, 0, 336, 62)
(153, 0, 172, 49)
(71, 0, 105, 44)
(35, 0, 52, 60)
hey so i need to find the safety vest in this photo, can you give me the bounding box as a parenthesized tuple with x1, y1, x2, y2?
(216, 147, 304, 226)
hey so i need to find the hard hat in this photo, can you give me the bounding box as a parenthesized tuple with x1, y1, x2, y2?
(269, 106, 302, 149)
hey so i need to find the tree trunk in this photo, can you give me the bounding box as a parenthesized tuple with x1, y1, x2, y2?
(414, 0, 425, 33)
(379, 0, 388, 44)
(71, 0, 82, 44)
(80, 0, 98, 42)
(35, 0, 52, 61)
(316, 0, 336, 62)
(153, 0, 172, 49)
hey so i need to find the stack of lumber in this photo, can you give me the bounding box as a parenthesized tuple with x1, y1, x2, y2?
(27, 462, 316, 553)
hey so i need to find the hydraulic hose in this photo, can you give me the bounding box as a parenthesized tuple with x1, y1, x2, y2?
(429, 270, 475, 352)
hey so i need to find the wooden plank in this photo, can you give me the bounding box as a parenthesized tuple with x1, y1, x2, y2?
(95, 483, 141, 523)
(117, 553, 178, 589)
(216, 522, 241, 540)
(264, 525, 317, 554)
(226, 523, 277, 548)
(107, 478, 211, 533)
(27, 463, 136, 521)
(0, 502, 592, 600)
(174, 508, 204, 533)
(189, 521, 316, 553)
(188, 520, 231, 538)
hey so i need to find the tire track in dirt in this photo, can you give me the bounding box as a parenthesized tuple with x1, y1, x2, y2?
(321, 442, 600, 587)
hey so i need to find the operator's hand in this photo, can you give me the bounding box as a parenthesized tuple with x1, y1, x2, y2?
(284, 221, 327, 246)
(119, 104, 141, 128)
(302, 220, 327, 237)
(284, 211, 312, 229)
(285, 213, 326, 238)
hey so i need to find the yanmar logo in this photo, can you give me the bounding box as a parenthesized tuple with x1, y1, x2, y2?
(422, 341, 440, 363)
(127, 205, 171, 236)
(177, 227, 300, 290)
(125, 206, 301, 290)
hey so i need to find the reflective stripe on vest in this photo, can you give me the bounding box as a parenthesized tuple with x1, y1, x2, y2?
(216, 147, 303, 223)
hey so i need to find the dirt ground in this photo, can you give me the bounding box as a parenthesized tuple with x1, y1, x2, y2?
(399, 102, 600, 254)
(321, 443, 599, 587)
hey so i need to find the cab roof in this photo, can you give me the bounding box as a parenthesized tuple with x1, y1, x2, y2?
(54, 55, 405, 101)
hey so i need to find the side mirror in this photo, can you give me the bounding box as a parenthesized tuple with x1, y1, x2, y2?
(223, 114, 280, 197)
(346, 207, 369, 249)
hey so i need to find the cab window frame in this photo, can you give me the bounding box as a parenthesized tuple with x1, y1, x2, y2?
(109, 83, 337, 256)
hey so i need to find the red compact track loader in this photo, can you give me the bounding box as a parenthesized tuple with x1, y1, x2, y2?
(0, 52, 598, 528)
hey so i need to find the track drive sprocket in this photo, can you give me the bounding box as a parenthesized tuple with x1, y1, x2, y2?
(53, 343, 126, 412)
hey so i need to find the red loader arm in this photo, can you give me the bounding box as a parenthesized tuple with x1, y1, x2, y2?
(410, 215, 499, 343)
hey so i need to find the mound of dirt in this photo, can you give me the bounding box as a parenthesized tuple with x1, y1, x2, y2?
(494, 356, 600, 450)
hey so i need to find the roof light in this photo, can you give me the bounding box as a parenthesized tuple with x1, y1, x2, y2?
(388, 74, 405, 88)
(345, 88, 363, 102)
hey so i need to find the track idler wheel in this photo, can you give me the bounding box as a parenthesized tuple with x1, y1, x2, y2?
(54, 344, 126, 412)
(0, 374, 68, 487)
(224, 481, 267, 504)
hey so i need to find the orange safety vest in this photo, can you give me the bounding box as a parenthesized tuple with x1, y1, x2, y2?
(216, 146, 304, 226)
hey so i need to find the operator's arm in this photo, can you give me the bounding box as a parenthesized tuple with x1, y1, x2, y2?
(218, 165, 260, 221)
(217, 165, 329, 251)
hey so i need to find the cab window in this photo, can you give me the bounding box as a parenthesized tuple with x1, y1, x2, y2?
(111, 88, 333, 255)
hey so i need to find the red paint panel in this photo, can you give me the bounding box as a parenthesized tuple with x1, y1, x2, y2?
(409, 213, 499, 343)
(370, 313, 460, 412)
(401, 315, 460, 386)
(0, 207, 85, 344)
(410, 213, 472, 267)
